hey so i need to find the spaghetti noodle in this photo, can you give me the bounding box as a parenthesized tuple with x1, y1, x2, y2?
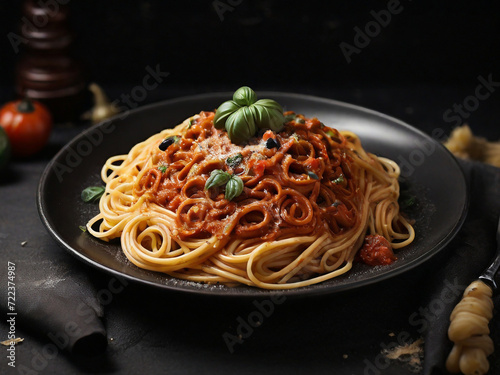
(86, 110, 415, 289)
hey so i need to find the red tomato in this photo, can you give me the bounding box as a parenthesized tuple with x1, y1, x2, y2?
(0, 98, 52, 157)
(357, 234, 396, 266)
(252, 160, 266, 177)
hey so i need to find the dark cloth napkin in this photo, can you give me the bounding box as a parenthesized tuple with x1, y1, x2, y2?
(422, 159, 500, 374)
(0, 260, 107, 356)
(0, 160, 107, 357)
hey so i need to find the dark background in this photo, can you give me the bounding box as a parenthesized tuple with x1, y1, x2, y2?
(0, 0, 499, 136)
(1, 0, 499, 88)
(1, 0, 499, 140)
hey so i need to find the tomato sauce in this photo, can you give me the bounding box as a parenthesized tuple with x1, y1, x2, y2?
(357, 234, 396, 266)
(136, 111, 358, 241)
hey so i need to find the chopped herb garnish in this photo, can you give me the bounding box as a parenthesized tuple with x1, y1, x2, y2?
(226, 153, 243, 168)
(188, 118, 194, 128)
(307, 171, 319, 180)
(292, 133, 300, 142)
(81, 186, 105, 203)
(158, 165, 167, 173)
(332, 175, 345, 184)
(284, 113, 296, 122)
(295, 117, 305, 124)
(399, 194, 416, 210)
(325, 130, 336, 138)
(79, 225, 87, 232)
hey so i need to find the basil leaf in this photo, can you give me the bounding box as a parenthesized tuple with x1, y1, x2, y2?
(226, 153, 243, 168)
(205, 169, 231, 190)
(233, 86, 257, 106)
(213, 100, 241, 129)
(253, 99, 285, 132)
(226, 106, 257, 145)
(254, 98, 283, 113)
(251, 102, 270, 129)
(81, 186, 105, 203)
(225, 176, 244, 201)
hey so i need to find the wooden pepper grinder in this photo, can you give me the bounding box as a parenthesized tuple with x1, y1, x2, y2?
(15, 0, 87, 123)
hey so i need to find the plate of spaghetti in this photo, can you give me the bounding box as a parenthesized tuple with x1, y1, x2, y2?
(38, 88, 468, 296)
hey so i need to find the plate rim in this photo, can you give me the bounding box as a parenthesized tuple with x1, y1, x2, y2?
(37, 91, 469, 297)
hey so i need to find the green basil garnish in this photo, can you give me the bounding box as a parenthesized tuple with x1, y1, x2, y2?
(204, 169, 244, 201)
(233, 86, 257, 106)
(252, 99, 285, 131)
(213, 100, 241, 130)
(158, 165, 167, 173)
(225, 175, 244, 201)
(226, 106, 258, 145)
(81, 186, 105, 203)
(226, 153, 243, 168)
(205, 169, 231, 190)
(213, 86, 285, 144)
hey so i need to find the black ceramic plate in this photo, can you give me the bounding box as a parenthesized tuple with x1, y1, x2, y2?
(37, 92, 468, 297)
